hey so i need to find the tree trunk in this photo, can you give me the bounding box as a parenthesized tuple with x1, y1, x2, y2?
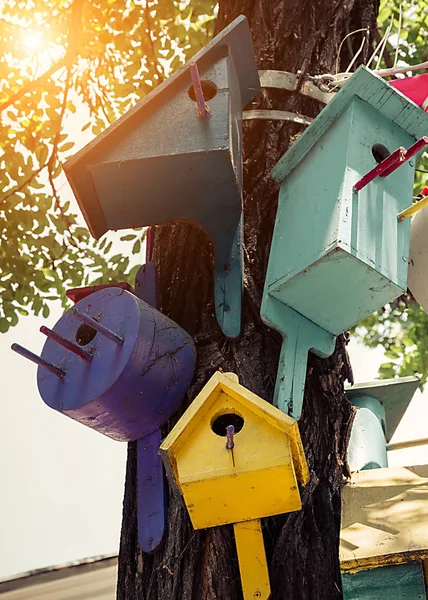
(117, 0, 380, 598)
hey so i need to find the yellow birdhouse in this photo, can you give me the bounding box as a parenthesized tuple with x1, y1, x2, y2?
(160, 372, 309, 600)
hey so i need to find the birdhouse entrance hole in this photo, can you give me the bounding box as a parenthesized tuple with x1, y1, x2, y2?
(372, 143, 391, 164)
(211, 413, 244, 436)
(75, 323, 97, 346)
(188, 80, 218, 102)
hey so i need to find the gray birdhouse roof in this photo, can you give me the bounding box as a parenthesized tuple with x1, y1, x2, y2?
(272, 66, 428, 183)
(64, 15, 260, 239)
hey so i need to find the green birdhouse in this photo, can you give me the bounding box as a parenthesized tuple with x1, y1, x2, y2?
(262, 66, 428, 419)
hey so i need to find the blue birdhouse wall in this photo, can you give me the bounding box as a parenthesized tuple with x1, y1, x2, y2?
(266, 67, 428, 337)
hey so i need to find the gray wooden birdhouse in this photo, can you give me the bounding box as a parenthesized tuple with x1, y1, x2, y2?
(64, 15, 260, 339)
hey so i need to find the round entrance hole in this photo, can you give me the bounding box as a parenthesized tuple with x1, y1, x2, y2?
(76, 323, 97, 346)
(372, 143, 391, 164)
(188, 80, 218, 102)
(211, 413, 244, 437)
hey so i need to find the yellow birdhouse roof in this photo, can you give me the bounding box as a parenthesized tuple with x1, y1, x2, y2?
(160, 371, 309, 496)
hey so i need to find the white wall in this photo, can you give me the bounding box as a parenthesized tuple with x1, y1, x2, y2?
(0, 308, 126, 579)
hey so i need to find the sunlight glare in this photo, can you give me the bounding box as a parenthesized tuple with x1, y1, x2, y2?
(23, 32, 43, 53)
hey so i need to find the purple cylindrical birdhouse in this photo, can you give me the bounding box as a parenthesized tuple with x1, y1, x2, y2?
(13, 273, 196, 553)
(37, 287, 196, 442)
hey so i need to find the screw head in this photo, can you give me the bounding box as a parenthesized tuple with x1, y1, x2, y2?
(254, 592, 262, 598)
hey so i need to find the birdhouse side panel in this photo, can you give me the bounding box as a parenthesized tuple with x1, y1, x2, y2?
(182, 462, 301, 529)
(266, 103, 353, 293)
(341, 563, 427, 600)
(89, 150, 241, 240)
(338, 97, 414, 290)
(228, 53, 243, 189)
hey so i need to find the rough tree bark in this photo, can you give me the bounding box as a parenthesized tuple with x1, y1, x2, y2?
(117, 0, 380, 598)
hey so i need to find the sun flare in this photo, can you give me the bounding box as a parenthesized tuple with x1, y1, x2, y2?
(23, 32, 44, 53)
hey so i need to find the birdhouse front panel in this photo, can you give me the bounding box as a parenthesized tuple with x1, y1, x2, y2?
(267, 96, 415, 336)
(37, 287, 196, 442)
(176, 391, 301, 529)
(65, 50, 246, 247)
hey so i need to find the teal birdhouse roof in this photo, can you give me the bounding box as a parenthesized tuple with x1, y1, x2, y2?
(271, 66, 428, 183)
(345, 376, 420, 442)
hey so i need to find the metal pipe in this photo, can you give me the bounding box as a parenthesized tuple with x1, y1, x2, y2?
(11, 343, 66, 379)
(40, 326, 93, 361)
(387, 437, 428, 452)
(70, 307, 124, 346)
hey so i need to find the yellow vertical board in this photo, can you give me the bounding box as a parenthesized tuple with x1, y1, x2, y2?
(234, 520, 271, 600)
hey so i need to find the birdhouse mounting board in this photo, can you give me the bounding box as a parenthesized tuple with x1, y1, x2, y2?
(261, 296, 336, 420)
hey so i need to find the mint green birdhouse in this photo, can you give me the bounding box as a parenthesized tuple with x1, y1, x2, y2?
(262, 66, 428, 420)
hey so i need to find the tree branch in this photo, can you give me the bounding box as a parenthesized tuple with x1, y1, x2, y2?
(0, 59, 68, 114)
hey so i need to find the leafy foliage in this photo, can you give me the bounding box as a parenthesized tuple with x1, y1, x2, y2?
(0, 0, 215, 331)
(354, 297, 428, 385)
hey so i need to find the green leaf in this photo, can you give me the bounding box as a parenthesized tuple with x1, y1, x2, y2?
(58, 141, 75, 153)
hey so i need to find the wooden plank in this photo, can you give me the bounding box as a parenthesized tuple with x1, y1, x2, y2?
(342, 563, 427, 600)
(340, 465, 428, 571)
(234, 520, 271, 600)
